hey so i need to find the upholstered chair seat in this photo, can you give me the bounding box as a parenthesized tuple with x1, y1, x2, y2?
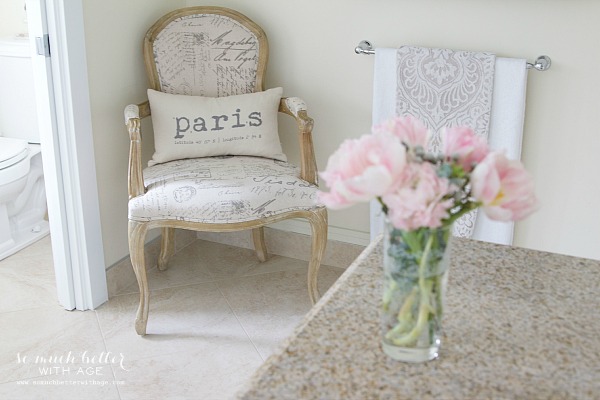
(129, 156, 321, 224)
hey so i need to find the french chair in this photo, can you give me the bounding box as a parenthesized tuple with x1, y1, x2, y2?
(123, 6, 327, 335)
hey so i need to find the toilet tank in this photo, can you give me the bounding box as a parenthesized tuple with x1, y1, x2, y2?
(0, 37, 40, 144)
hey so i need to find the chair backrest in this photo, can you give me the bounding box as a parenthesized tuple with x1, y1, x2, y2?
(144, 6, 268, 97)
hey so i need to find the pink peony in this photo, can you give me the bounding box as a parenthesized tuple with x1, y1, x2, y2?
(441, 126, 489, 172)
(382, 162, 454, 230)
(373, 115, 429, 149)
(471, 152, 538, 221)
(318, 132, 407, 209)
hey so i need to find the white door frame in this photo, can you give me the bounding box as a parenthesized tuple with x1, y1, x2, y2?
(27, 0, 107, 310)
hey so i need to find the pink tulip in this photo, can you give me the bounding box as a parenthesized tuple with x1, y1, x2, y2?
(318, 132, 407, 209)
(441, 126, 489, 172)
(471, 152, 538, 221)
(373, 115, 429, 148)
(382, 162, 454, 230)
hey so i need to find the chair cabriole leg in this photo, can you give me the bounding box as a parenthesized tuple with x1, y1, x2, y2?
(158, 227, 175, 271)
(252, 227, 268, 262)
(307, 208, 328, 304)
(129, 220, 149, 335)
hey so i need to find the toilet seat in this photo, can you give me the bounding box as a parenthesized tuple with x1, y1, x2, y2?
(0, 137, 29, 170)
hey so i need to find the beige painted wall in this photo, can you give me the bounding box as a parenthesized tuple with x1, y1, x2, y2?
(82, 0, 185, 267)
(180, 0, 600, 260)
(0, 0, 28, 38)
(81, 0, 600, 266)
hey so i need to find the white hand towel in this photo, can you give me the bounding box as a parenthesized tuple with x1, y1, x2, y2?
(472, 57, 528, 245)
(370, 48, 399, 240)
(372, 48, 398, 126)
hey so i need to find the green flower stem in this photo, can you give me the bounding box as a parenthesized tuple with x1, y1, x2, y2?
(377, 197, 388, 215)
(384, 286, 417, 340)
(387, 233, 435, 346)
(382, 279, 398, 311)
(397, 286, 418, 324)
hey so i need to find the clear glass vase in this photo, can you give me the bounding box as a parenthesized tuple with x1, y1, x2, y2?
(381, 220, 452, 362)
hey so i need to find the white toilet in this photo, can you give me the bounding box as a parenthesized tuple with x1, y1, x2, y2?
(0, 36, 49, 260)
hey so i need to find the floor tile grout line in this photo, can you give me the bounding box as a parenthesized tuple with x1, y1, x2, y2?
(94, 309, 114, 356)
(94, 311, 123, 399)
(214, 280, 266, 362)
(94, 310, 109, 350)
(107, 360, 123, 400)
(174, 235, 204, 254)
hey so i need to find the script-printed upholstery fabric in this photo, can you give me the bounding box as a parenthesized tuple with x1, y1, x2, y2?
(395, 46, 496, 238)
(152, 13, 260, 97)
(129, 156, 322, 224)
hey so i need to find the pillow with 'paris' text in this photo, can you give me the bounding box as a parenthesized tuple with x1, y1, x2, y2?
(147, 87, 286, 166)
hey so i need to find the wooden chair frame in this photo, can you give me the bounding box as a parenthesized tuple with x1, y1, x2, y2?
(124, 6, 327, 335)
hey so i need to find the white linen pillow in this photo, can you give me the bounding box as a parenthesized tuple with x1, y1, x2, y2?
(147, 87, 286, 166)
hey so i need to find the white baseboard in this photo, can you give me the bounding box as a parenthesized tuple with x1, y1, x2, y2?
(195, 224, 367, 269)
(270, 219, 370, 246)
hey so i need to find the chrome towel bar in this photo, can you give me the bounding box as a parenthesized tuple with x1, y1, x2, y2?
(354, 40, 551, 71)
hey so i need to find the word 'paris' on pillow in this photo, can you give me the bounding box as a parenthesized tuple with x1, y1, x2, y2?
(147, 87, 286, 166)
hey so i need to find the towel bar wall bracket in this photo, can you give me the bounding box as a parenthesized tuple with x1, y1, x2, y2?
(354, 40, 551, 71)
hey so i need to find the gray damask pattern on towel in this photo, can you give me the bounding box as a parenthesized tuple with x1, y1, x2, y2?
(395, 46, 496, 238)
(128, 156, 322, 224)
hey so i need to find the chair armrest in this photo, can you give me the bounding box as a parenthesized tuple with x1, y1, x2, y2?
(279, 97, 318, 185)
(124, 101, 150, 199)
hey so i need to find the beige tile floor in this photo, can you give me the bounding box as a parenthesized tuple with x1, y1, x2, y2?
(0, 235, 344, 400)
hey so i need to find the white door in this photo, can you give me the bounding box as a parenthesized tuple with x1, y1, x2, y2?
(26, 0, 108, 310)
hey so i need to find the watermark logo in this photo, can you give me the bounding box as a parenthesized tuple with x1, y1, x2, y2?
(15, 351, 129, 387)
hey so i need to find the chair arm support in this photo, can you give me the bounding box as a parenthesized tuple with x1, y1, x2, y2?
(124, 102, 150, 199)
(124, 104, 139, 124)
(279, 97, 318, 185)
(279, 97, 306, 120)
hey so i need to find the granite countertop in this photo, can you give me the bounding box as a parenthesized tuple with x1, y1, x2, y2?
(237, 237, 600, 399)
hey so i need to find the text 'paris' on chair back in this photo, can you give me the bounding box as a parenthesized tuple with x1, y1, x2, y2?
(124, 6, 327, 335)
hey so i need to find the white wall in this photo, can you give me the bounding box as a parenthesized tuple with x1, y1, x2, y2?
(0, 0, 28, 37)
(82, 0, 185, 267)
(82, 0, 600, 266)
(182, 0, 600, 260)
